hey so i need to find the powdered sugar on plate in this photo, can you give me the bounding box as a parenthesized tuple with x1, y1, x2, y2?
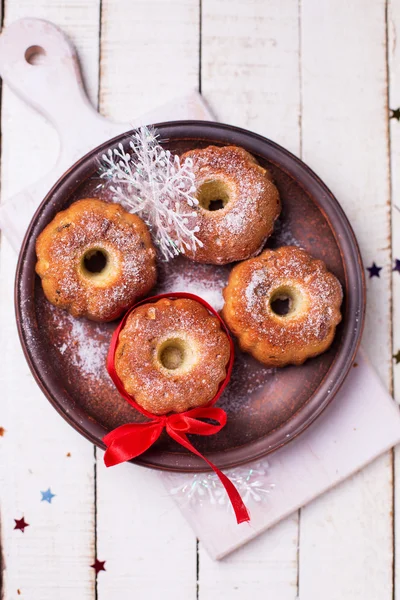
(48, 304, 111, 381)
(157, 256, 228, 312)
(271, 217, 302, 247)
(164, 276, 225, 312)
(219, 352, 277, 416)
(66, 316, 109, 378)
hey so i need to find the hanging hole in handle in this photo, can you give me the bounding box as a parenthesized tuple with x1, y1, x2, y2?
(25, 45, 47, 66)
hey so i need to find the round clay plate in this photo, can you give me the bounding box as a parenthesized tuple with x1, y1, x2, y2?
(16, 121, 365, 472)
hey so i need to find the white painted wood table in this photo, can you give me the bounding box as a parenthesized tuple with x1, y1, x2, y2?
(1, 1, 400, 598)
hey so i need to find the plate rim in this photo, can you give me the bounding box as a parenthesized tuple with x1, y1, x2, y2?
(15, 120, 366, 472)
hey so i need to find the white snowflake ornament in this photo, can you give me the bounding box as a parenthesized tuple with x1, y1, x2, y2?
(169, 459, 274, 514)
(99, 126, 203, 261)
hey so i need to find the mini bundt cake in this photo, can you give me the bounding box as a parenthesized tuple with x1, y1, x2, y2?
(36, 198, 157, 322)
(221, 246, 343, 367)
(114, 298, 231, 414)
(180, 145, 281, 264)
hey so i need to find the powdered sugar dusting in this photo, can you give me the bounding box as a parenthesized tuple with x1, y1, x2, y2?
(157, 256, 228, 312)
(219, 352, 277, 415)
(48, 304, 110, 381)
(223, 210, 246, 235)
(67, 317, 109, 378)
(164, 276, 224, 312)
(272, 217, 302, 247)
(245, 269, 265, 311)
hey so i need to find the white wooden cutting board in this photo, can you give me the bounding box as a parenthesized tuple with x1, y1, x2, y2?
(0, 18, 212, 250)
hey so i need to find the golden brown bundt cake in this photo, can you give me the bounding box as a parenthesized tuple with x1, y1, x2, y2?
(221, 246, 343, 367)
(180, 145, 281, 264)
(35, 198, 157, 322)
(114, 298, 231, 414)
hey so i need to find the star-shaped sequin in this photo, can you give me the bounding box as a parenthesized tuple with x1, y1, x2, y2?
(0, 427, 5, 437)
(394, 350, 400, 364)
(367, 262, 382, 278)
(391, 108, 400, 121)
(41, 488, 56, 503)
(14, 517, 29, 533)
(91, 559, 106, 574)
(393, 259, 400, 274)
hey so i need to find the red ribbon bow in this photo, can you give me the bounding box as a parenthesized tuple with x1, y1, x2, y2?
(103, 292, 250, 524)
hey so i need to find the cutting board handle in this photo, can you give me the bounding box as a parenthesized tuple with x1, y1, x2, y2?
(0, 18, 104, 141)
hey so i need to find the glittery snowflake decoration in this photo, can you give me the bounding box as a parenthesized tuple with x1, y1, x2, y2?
(99, 126, 203, 261)
(170, 460, 274, 514)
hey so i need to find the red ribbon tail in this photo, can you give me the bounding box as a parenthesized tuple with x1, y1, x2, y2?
(103, 420, 165, 467)
(167, 426, 250, 525)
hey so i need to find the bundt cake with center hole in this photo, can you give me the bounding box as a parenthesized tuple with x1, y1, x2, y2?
(114, 297, 231, 414)
(35, 198, 157, 322)
(180, 145, 281, 264)
(221, 246, 343, 367)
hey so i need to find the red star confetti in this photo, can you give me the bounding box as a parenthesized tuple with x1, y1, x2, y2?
(14, 517, 29, 533)
(91, 559, 106, 574)
(367, 262, 382, 278)
(0, 427, 5, 436)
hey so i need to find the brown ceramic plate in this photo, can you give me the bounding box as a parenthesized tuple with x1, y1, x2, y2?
(15, 121, 365, 472)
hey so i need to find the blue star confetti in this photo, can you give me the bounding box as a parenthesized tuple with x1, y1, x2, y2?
(41, 488, 56, 503)
(367, 262, 382, 278)
(393, 259, 400, 274)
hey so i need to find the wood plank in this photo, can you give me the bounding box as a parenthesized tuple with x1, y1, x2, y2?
(387, 0, 400, 598)
(99, 0, 200, 122)
(95, 2, 199, 598)
(298, 1, 393, 598)
(0, 2, 100, 598)
(96, 461, 197, 600)
(201, 0, 301, 155)
(199, 516, 298, 597)
(199, 1, 300, 596)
